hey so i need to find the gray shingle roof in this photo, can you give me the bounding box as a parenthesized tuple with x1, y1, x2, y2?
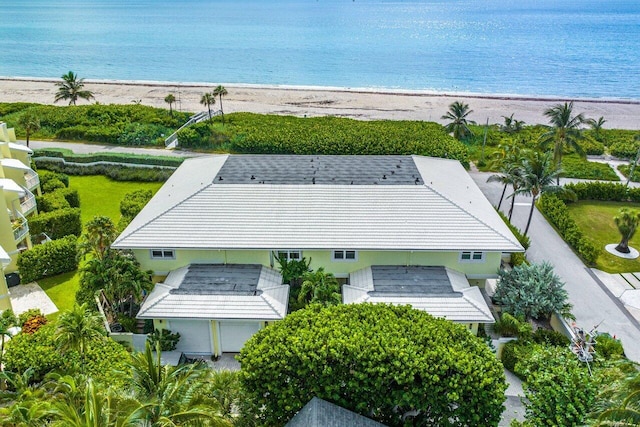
(285, 397, 386, 427)
(344, 266, 495, 323)
(113, 155, 523, 253)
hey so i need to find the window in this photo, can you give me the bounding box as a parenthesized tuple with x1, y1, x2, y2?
(459, 251, 484, 262)
(276, 250, 301, 261)
(332, 250, 358, 261)
(150, 249, 175, 259)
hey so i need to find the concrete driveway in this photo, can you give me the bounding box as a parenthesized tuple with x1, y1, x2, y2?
(471, 171, 640, 362)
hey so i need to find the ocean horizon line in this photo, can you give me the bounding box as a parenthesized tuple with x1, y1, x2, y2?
(3, 76, 640, 106)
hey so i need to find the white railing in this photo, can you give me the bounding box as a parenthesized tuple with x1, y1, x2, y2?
(164, 111, 213, 148)
(24, 170, 39, 190)
(12, 210, 29, 242)
(19, 187, 36, 214)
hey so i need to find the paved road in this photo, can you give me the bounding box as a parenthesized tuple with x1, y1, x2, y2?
(27, 139, 205, 157)
(471, 171, 640, 362)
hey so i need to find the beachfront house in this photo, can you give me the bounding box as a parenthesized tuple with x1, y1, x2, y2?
(112, 154, 523, 356)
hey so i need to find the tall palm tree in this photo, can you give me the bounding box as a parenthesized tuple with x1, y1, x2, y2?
(213, 85, 228, 124)
(487, 144, 523, 211)
(614, 208, 640, 254)
(500, 113, 525, 134)
(54, 71, 95, 105)
(164, 94, 176, 117)
(55, 304, 106, 355)
(586, 116, 607, 141)
(539, 101, 586, 184)
(78, 216, 118, 261)
(441, 101, 476, 140)
(514, 151, 564, 235)
(200, 92, 216, 122)
(17, 111, 41, 148)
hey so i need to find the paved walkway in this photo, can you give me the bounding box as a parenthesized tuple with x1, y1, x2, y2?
(471, 171, 640, 362)
(28, 139, 206, 157)
(8, 283, 58, 316)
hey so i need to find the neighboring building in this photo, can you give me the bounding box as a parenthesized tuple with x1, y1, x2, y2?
(285, 397, 386, 427)
(113, 154, 523, 355)
(0, 245, 12, 311)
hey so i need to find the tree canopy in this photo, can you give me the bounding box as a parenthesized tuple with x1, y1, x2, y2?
(238, 303, 506, 426)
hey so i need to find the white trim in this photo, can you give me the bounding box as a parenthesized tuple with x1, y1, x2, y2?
(150, 249, 176, 260)
(332, 250, 358, 262)
(274, 249, 302, 262)
(459, 251, 485, 263)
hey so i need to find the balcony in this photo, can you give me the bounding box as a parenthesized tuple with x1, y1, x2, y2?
(19, 187, 37, 215)
(24, 170, 40, 191)
(11, 210, 29, 243)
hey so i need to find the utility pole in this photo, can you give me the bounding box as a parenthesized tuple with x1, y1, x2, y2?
(480, 118, 489, 165)
(625, 146, 640, 187)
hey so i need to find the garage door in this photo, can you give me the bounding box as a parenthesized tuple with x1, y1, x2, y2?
(219, 321, 261, 353)
(168, 319, 212, 354)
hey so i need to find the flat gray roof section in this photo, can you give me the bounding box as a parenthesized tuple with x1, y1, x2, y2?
(213, 155, 422, 185)
(170, 264, 262, 296)
(370, 266, 461, 297)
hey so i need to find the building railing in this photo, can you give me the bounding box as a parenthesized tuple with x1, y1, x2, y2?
(24, 170, 39, 190)
(19, 187, 36, 214)
(12, 210, 29, 242)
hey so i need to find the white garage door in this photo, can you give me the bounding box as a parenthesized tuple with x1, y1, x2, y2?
(168, 319, 212, 354)
(219, 321, 261, 353)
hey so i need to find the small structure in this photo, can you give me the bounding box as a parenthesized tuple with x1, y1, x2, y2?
(285, 397, 386, 427)
(343, 266, 494, 334)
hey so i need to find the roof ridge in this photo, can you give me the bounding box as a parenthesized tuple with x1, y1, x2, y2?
(113, 182, 215, 245)
(421, 183, 522, 250)
(137, 283, 172, 317)
(461, 288, 495, 320)
(260, 291, 286, 317)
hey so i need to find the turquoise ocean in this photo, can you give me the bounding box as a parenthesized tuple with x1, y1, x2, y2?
(1, 0, 639, 99)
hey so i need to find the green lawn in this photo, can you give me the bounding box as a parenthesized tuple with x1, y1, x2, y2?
(39, 175, 162, 314)
(69, 175, 162, 225)
(566, 201, 640, 273)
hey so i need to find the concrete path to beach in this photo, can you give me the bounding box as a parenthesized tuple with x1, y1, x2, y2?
(27, 139, 206, 158)
(471, 171, 640, 362)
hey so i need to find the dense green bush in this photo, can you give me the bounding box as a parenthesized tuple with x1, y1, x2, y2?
(38, 170, 70, 189)
(33, 148, 184, 167)
(595, 333, 625, 359)
(618, 164, 640, 183)
(118, 189, 153, 229)
(564, 182, 640, 203)
(2, 103, 191, 146)
(538, 195, 599, 264)
(576, 136, 605, 155)
(239, 303, 506, 426)
(147, 329, 181, 351)
(498, 210, 530, 249)
(531, 328, 571, 347)
(35, 159, 174, 182)
(17, 235, 78, 283)
(57, 187, 80, 208)
(561, 155, 618, 181)
(0, 102, 39, 116)
(597, 129, 639, 147)
(29, 207, 82, 239)
(35, 191, 70, 212)
(501, 340, 527, 373)
(610, 140, 640, 159)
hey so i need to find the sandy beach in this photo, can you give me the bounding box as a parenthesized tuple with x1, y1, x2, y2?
(2, 77, 639, 130)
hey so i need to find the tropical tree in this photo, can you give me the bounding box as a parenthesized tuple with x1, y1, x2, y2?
(213, 85, 228, 124)
(200, 92, 216, 121)
(514, 151, 564, 235)
(493, 262, 572, 321)
(298, 268, 341, 306)
(587, 116, 607, 141)
(487, 144, 524, 212)
(0, 309, 17, 372)
(441, 101, 476, 140)
(54, 71, 95, 105)
(78, 216, 118, 261)
(614, 208, 640, 254)
(500, 113, 525, 134)
(539, 101, 586, 184)
(17, 111, 40, 147)
(164, 94, 176, 117)
(592, 367, 640, 426)
(55, 304, 105, 355)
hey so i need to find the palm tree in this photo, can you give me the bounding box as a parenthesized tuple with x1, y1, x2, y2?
(592, 369, 640, 426)
(78, 216, 118, 261)
(514, 151, 564, 235)
(487, 143, 523, 211)
(586, 116, 607, 141)
(298, 268, 341, 306)
(614, 208, 640, 254)
(164, 94, 176, 117)
(55, 304, 106, 355)
(500, 114, 525, 134)
(441, 101, 476, 140)
(213, 85, 228, 124)
(54, 71, 95, 105)
(200, 92, 216, 122)
(539, 101, 586, 184)
(17, 111, 41, 148)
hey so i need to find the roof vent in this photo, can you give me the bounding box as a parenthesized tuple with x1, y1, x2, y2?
(415, 177, 420, 184)
(312, 177, 316, 184)
(218, 176, 223, 181)
(382, 174, 387, 180)
(250, 175, 256, 180)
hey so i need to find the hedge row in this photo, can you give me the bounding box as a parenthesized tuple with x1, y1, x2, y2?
(563, 182, 640, 203)
(538, 195, 599, 264)
(33, 149, 184, 167)
(497, 210, 530, 250)
(610, 140, 640, 159)
(29, 208, 82, 240)
(39, 170, 70, 188)
(561, 156, 619, 181)
(17, 235, 78, 283)
(35, 159, 174, 182)
(36, 188, 80, 213)
(618, 164, 640, 183)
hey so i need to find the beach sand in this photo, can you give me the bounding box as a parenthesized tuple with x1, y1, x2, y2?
(1, 77, 639, 129)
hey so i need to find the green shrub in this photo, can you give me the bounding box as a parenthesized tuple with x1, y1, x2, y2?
(493, 313, 524, 337)
(57, 187, 80, 208)
(618, 164, 640, 183)
(561, 155, 619, 181)
(510, 252, 529, 266)
(564, 182, 632, 202)
(3, 324, 65, 381)
(35, 159, 173, 182)
(595, 333, 625, 359)
(239, 304, 506, 426)
(538, 195, 599, 264)
(17, 308, 45, 326)
(577, 136, 605, 155)
(498, 210, 530, 249)
(29, 207, 82, 239)
(17, 235, 78, 283)
(147, 328, 181, 351)
(36, 192, 71, 212)
(38, 170, 69, 189)
(531, 328, 570, 347)
(610, 140, 640, 159)
(33, 149, 184, 167)
(501, 340, 527, 373)
(118, 189, 153, 229)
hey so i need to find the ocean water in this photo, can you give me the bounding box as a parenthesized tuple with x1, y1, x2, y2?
(1, 0, 639, 99)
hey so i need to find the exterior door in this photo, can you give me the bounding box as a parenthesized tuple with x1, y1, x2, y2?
(219, 321, 261, 352)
